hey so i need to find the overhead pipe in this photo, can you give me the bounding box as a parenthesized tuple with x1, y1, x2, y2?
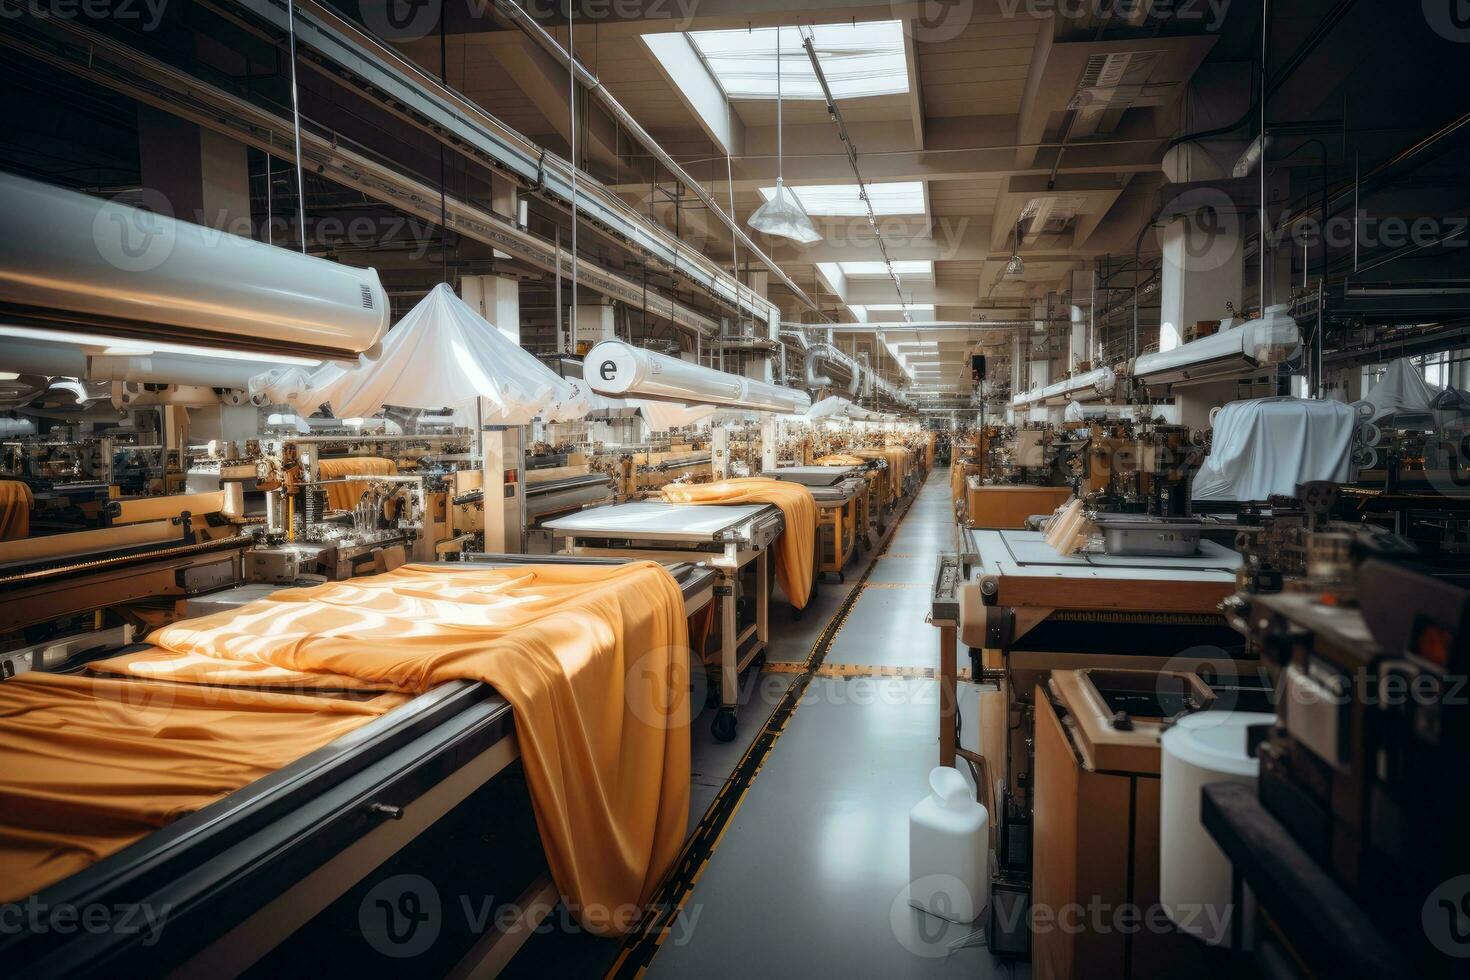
(494, 0, 821, 317)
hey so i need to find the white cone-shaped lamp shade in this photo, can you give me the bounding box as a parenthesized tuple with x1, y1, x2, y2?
(748, 179, 822, 245)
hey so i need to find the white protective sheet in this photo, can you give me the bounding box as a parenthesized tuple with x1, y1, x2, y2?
(1354, 357, 1442, 423)
(1192, 397, 1357, 502)
(252, 284, 576, 423)
(635, 400, 716, 431)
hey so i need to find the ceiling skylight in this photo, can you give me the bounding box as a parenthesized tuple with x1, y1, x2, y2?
(839, 261, 933, 280)
(687, 22, 910, 101)
(758, 182, 925, 217)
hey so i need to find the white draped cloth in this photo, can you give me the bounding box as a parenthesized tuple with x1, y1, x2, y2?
(250, 284, 577, 424)
(1192, 397, 1357, 502)
(1354, 357, 1442, 423)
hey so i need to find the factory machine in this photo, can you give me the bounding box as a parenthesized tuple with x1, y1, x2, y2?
(0, 554, 719, 977)
(1208, 527, 1470, 978)
(762, 465, 868, 579)
(543, 501, 784, 742)
(928, 512, 1252, 944)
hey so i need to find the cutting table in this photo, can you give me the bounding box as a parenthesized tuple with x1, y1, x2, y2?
(930, 528, 1248, 836)
(763, 467, 865, 579)
(543, 501, 784, 741)
(0, 555, 716, 978)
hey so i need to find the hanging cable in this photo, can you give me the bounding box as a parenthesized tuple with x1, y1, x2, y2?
(799, 26, 908, 320)
(567, 4, 578, 354)
(285, 0, 307, 254)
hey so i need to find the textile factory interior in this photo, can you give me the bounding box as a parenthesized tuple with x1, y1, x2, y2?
(1, 0, 1469, 977)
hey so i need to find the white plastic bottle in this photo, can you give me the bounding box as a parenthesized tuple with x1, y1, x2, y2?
(908, 766, 990, 923)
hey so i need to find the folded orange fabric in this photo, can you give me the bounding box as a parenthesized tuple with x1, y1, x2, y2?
(93, 561, 692, 935)
(0, 479, 33, 540)
(660, 477, 817, 609)
(316, 456, 398, 510)
(0, 672, 406, 903)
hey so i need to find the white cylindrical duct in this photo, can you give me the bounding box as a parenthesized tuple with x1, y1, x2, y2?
(0, 172, 390, 358)
(87, 352, 280, 391)
(587, 340, 812, 414)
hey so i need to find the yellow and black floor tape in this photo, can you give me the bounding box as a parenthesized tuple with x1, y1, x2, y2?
(605, 490, 928, 978)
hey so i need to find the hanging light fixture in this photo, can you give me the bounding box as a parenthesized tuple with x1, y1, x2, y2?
(1005, 220, 1025, 276)
(747, 27, 822, 245)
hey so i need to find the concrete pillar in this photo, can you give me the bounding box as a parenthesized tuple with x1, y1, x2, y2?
(490, 173, 520, 260)
(137, 107, 250, 234)
(1159, 215, 1244, 353)
(460, 275, 521, 344)
(573, 301, 616, 352)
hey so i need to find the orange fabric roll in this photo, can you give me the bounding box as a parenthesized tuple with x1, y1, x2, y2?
(79, 561, 692, 936)
(659, 477, 817, 610)
(0, 672, 406, 903)
(0, 479, 33, 540)
(316, 456, 398, 510)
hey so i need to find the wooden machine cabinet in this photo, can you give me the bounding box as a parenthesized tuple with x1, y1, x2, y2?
(1031, 670, 1216, 980)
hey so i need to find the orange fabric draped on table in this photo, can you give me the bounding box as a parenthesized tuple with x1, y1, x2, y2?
(0, 562, 693, 935)
(814, 453, 866, 467)
(0, 479, 34, 540)
(851, 448, 910, 498)
(659, 477, 817, 610)
(0, 672, 407, 903)
(316, 456, 398, 510)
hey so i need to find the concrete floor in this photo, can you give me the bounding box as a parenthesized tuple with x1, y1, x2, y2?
(643, 472, 1016, 978)
(510, 472, 1013, 978)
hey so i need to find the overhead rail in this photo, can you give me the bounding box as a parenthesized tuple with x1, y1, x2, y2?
(0, 11, 719, 338)
(216, 0, 782, 330)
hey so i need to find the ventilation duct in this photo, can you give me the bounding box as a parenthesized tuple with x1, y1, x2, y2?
(1133, 306, 1301, 387)
(0, 173, 390, 360)
(586, 340, 812, 415)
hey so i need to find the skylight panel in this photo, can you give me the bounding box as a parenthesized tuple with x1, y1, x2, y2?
(687, 22, 910, 101)
(758, 182, 925, 217)
(838, 261, 933, 280)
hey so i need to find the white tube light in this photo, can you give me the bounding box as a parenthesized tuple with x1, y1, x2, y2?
(587, 340, 812, 415)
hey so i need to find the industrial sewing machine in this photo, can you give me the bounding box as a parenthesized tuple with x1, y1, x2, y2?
(1209, 537, 1470, 978)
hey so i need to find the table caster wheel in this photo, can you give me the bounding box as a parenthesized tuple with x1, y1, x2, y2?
(711, 709, 737, 742)
(838, 572, 846, 584)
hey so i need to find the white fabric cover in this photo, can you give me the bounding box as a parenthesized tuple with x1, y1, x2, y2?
(251, 284, 576, 424)
(1064, 400, 1084, 422)
(635, 399, 716, 431)
(1354, 357, 1442, 423)
(807, 396, 852, 420)
(1192, 397, 1357, 502)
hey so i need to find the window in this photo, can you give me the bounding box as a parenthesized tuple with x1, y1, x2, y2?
(758, 182, 925, 217)
(686, 22, 910, 101)
(839, 261, 933, 280)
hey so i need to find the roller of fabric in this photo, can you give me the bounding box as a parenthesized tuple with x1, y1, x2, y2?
(0, 479, 33, 540)
(315, 456, 398, 510)
(0, 562, 693, 935)
(850, 448, 909, 498)
(660, 477, 817, 610)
